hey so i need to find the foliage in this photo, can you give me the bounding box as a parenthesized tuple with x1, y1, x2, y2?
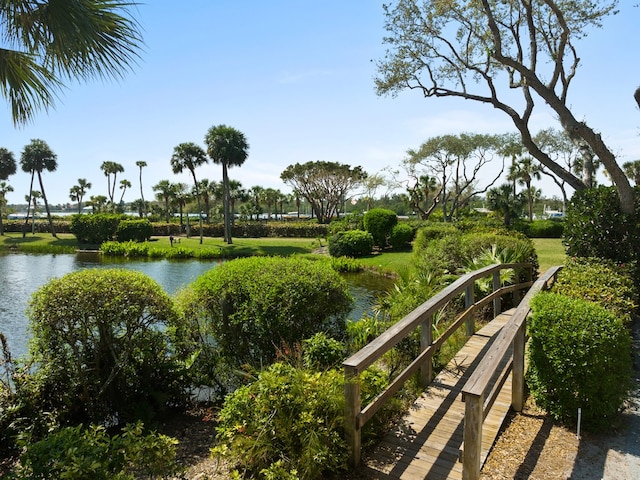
(280, 161, 367, 224)
(412, 223, 460, 253)
(464, 243, 535, 296)
(552, 257, 637, 321)
(212, 362, 348, 479)
(328, 230, 374, 258)
(564, 186, 640, 271)
(115, 218, 153, 242)
(70, 213, 125, 244)
(328, 255, 364, 273)
(11, 421, 180, 480)
(363, 208, 398, 248)
(327, 212, 364, 235)
(176, 257, 353, 373)
(302, 333, 345, 370)
(414, 229, 538, 276)
(346, 314, 389, 353)
(375, 0, 631, 206)
(528, 292, 632, 431)
(514, 219, 564, 238)
(389, 222, 415, 250)
(26, 269, 187, 426)
(1, 0, 143, 125)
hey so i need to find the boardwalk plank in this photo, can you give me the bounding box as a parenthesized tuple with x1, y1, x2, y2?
(361, 311, 515, 480)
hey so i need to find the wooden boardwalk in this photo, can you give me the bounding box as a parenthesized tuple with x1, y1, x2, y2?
(360, 310, 515, 480)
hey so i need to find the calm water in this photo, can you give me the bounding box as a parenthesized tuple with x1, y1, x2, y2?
(0, 252, 393, 359)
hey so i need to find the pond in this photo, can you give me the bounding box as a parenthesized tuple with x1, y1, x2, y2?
(0, 252, 394, 359)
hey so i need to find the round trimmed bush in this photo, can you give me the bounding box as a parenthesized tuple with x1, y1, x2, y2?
(527, 292, 632, 431)
(26, 269, 186, 425)
(389, 222, 415, 250)
(363, 208, 397, 248)
(328, 230, 374, 258)
(177, 256, 353, 370)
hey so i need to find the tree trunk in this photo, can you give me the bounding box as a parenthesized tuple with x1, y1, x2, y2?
(223, 163, 232, 244)
(38, 172, 56, 237)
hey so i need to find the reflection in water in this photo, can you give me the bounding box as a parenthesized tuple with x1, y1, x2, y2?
(0, 252, 393, 359)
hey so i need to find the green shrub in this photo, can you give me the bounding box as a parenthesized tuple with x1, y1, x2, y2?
(363, 208, 398, 248)
(412, 223, 460, 255)
(12, 421, 180, 480)
(564, 186, 640, 265)
(328, 230, 374, 258)
(116, 218, 153, 242)
(26, 269, 188, 426)
(176, 257, 353, 373)
(302, 333, 345, 370)
(526, 219, 564, 238)
(328, 255, 363, 273)
(70, 213, 125, 244)
(527, 292, 632, 431)
(389, 222, 415, 249)
(552, 257, 637, 320)
(212, 363, 348, 479)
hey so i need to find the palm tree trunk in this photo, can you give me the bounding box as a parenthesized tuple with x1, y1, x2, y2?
(223, 163, 232, 244)
(37, 172, 56, 237)
(23, 171, 35, 238)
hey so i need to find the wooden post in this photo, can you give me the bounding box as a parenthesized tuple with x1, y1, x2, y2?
(419, 315, 433, 387)
(465, 283, 475, 337)
(492, 271, 501, 316)
(463, 392, 484, 480)
(512, 322, 526, 412)
(344, 365, 361, 466)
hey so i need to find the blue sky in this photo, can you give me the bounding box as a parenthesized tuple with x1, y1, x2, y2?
(1, 1, 639, 206)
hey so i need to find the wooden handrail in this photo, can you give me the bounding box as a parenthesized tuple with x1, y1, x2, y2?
(460, 265, 563, 480)
(344, 262, 533, 466)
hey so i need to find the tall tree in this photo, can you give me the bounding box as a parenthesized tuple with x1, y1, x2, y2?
(204, 125, 249, 244)
(280, 161, 367, 224)
(0, 148, 16, 235)
(487, 184, 524, 227)
(376, 0, 634, 213)
(0, 181, 13, 235)
(88, 195, 107, 213)
(69, 178, 92, 213)
(508, 157, 542, 221)
(20, 139, 57, 237)
(118, 179, 131, 207)
(1, 0, 143, 125)
(100, 161, 124, 206)
(135, 160, 147, 215)
(170, 142, 208, 244)
(403, 133, 503, 221)
(153, 180, 173, 223)
(623, 160, 640, 186)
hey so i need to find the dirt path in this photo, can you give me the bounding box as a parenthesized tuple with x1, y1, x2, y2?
(482, 319, 640, 480)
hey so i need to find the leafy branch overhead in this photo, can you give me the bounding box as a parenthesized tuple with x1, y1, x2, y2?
(376, 0, 634, 213)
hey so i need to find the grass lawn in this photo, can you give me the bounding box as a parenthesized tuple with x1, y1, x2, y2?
(0, 232, 566, 275)
(532, 238, 567, 272)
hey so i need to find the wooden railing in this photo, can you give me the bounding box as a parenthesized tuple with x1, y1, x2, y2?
(343, 262, 534, 466)
(460, 265, 563, 480)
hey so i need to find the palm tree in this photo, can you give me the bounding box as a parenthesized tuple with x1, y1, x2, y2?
(26, 190, 41, 234)
(228, 180, 247, 227)
(1, 1, 143, 126)
(204, 125, 249, 244)
(20, 139, 57, 237)
(135, 161, 147, 215)
(487, 184, 524, 227)
(507, 157, 542, 221)
(153, 180, 173, 223)
(69, 178, 92, 213)
(249, 185, 264, 221)
(194, 178, 217, 222)
(623, 160, 640, 186)
(171, 182, 189, 230)
(0, 181, 14, 235)
(88, 195, 107, 213)
(170, 142, 208, 244)
(100, 161, 124, 207)
(0, 148, 16, 236)
(118, 179, 131, 209)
